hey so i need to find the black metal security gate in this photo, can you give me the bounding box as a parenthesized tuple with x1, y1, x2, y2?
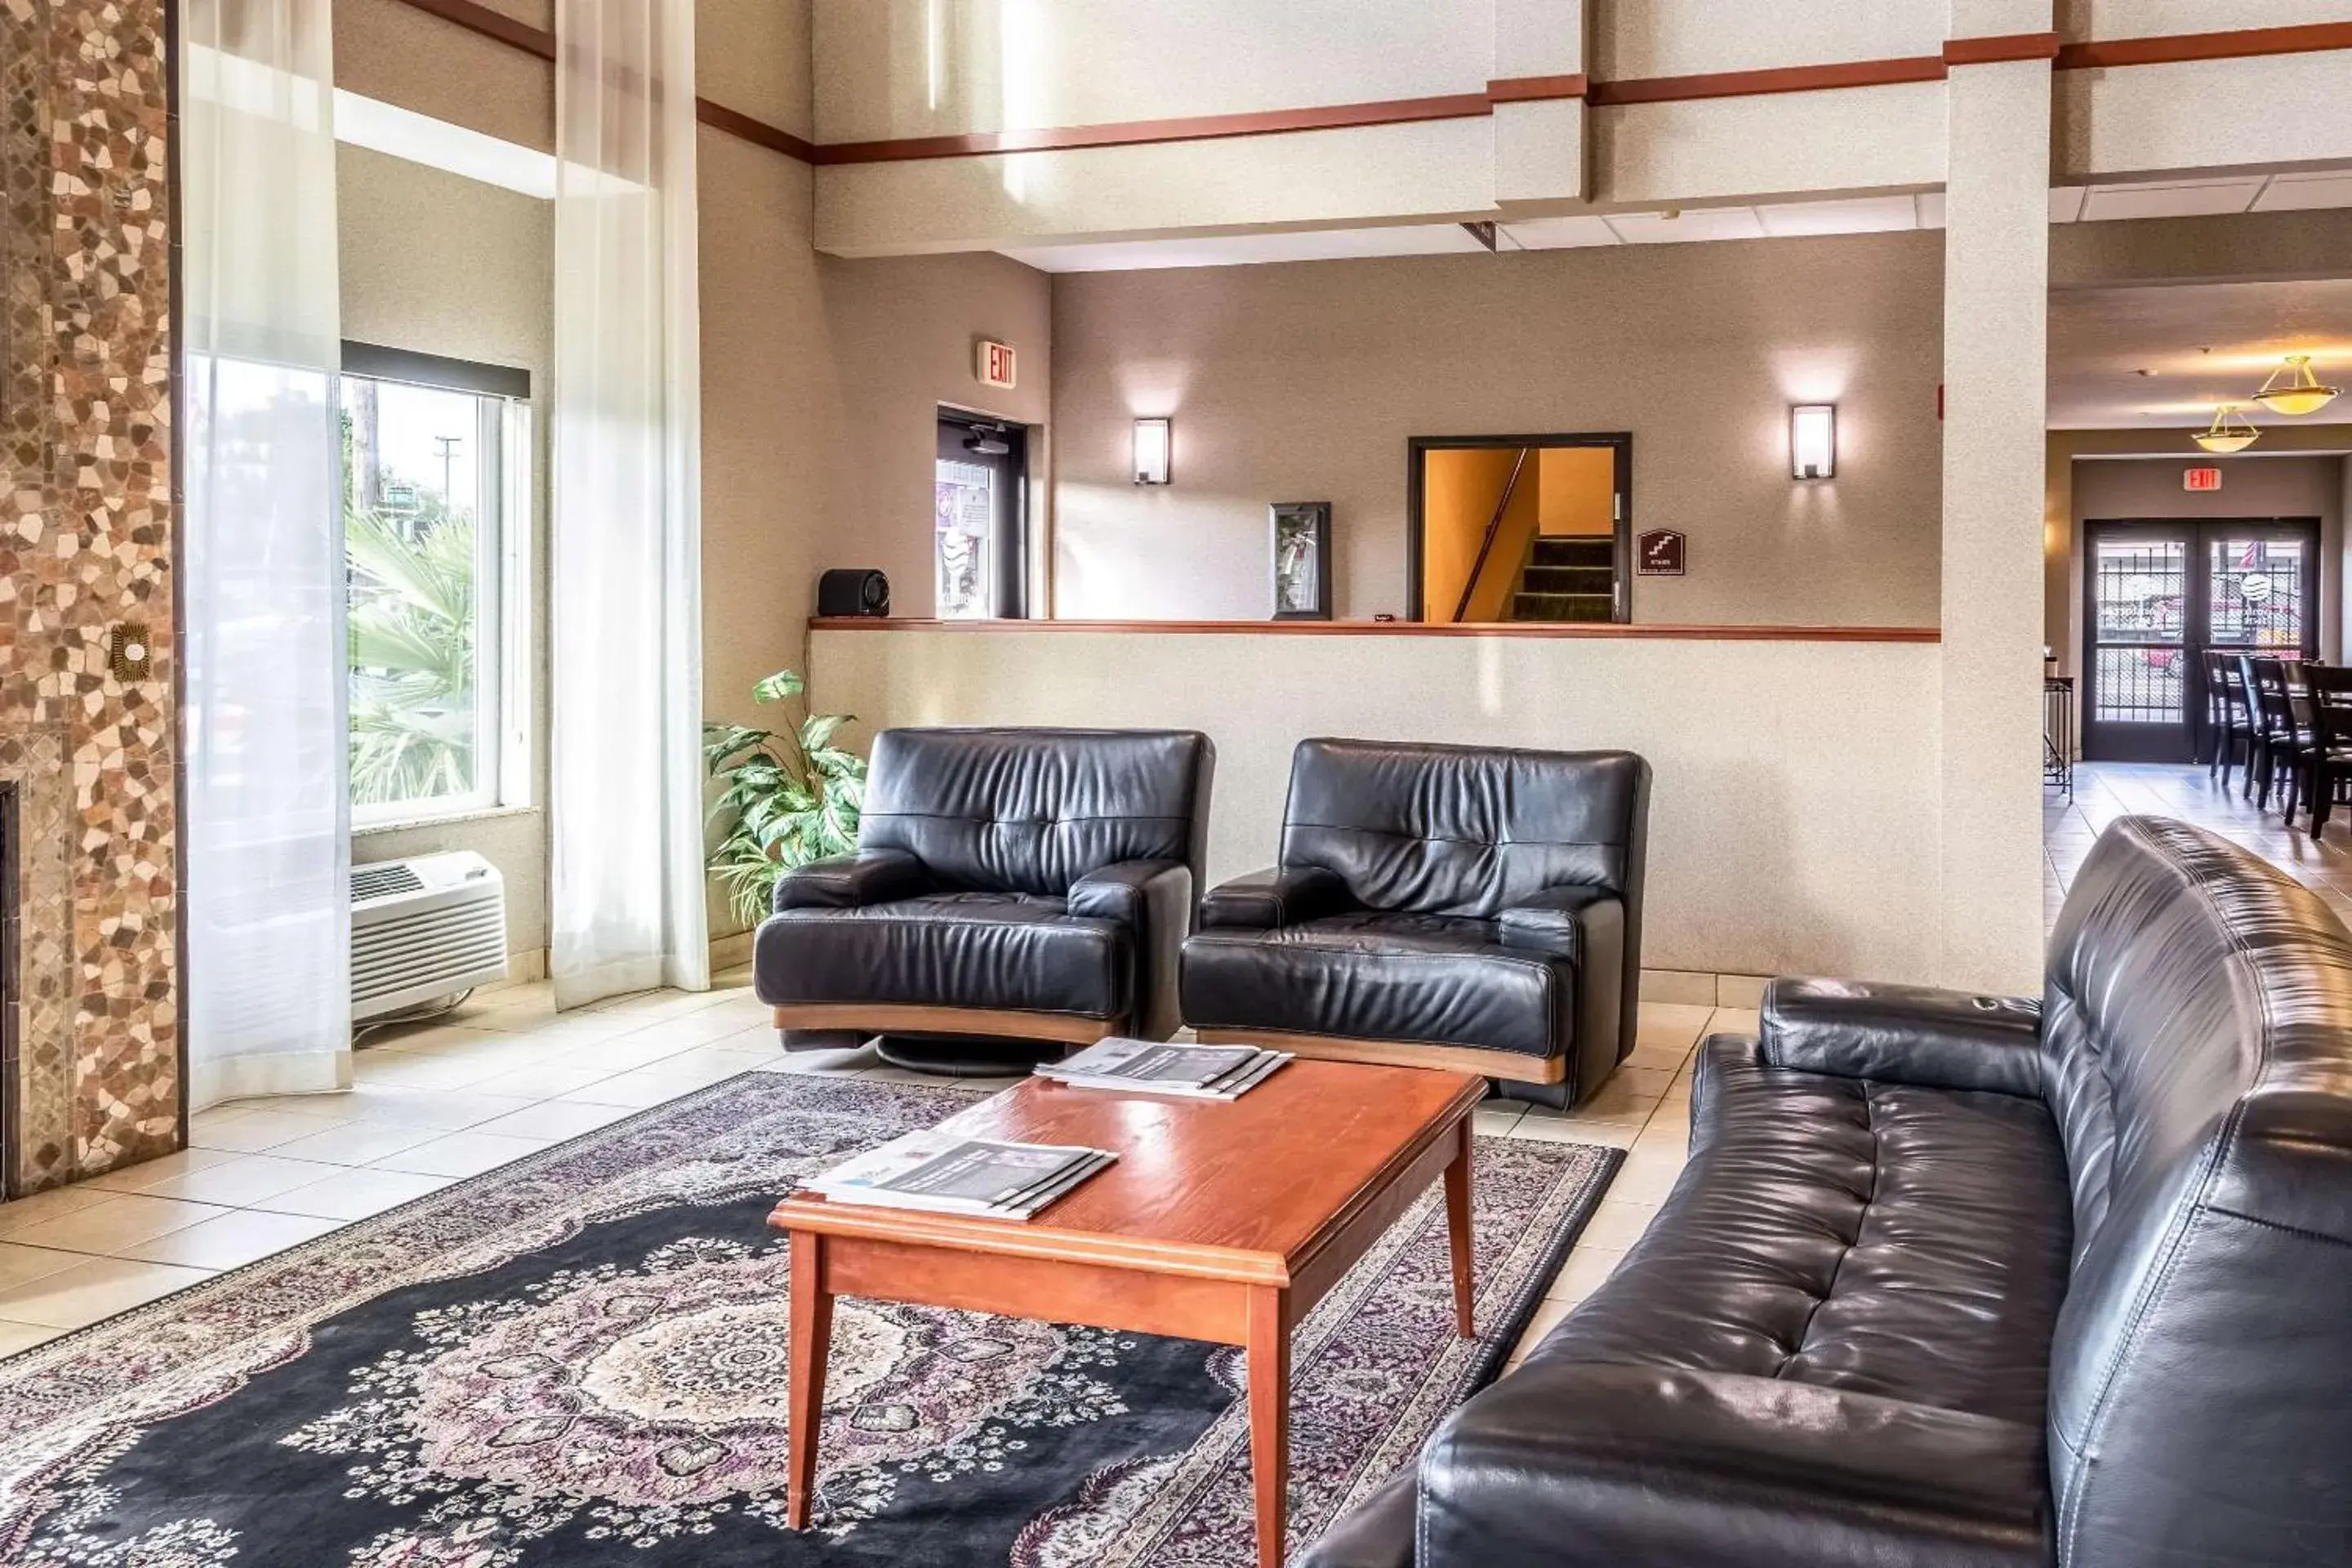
(2082, 518, 2320, 763)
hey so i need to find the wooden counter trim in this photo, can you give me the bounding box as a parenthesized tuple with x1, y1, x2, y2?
(809, 617, 1942, 644)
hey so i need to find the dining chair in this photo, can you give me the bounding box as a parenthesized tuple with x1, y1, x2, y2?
(2207, 649, 2254, 791)
(2304, 664, 2352, 838)
(2244, 655, 2311, 819)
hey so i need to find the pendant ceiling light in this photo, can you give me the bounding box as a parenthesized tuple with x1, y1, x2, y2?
(2193, 404, 2261, 454)
(2251, 354, 2341, 417)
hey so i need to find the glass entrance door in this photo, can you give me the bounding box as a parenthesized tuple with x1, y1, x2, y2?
(2082, 518, 2320, 764)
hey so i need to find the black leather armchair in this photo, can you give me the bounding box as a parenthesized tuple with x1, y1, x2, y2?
(1180, 739, 1650, 1108)
(1303, 815, 2352, 1568)
(753, 727, 1214, 1072)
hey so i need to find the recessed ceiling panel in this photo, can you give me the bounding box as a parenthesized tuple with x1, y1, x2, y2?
(1604, 207, 1767, 244)
(2080, 179, 2263, 222)
(1756, 195, 1921, 238)
(999, 224, 1490, 273)
(2252, 172, 2352, 212)
(1499, 216, 1621, 249)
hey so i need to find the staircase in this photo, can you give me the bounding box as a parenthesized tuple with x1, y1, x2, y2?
(1510, 536, 1617, 622)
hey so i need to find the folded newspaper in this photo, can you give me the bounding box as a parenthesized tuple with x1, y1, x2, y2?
(1040, 1037, 1291, 1100)
(807, 1129, 1115, 1219)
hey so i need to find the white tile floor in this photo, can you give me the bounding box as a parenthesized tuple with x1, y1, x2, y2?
(2049, 761, 2352, 931)
(0, 970, 1731, 1364)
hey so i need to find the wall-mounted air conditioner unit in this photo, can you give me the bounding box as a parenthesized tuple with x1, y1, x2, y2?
(352, 850, 510, 1022)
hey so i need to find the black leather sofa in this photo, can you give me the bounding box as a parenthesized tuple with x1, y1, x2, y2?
(1180, 739, 1649, 1107)
(752, 727, 1214, 1071)
(1305, 814, 2352, 1567)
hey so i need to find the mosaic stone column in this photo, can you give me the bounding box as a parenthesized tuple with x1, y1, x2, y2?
(0, 0, 179, 1193)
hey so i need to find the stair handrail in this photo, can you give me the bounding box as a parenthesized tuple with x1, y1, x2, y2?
(1451, 445, 1532, 623)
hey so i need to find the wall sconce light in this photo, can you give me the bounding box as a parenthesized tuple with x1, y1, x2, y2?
(1133, 417, 1172, 485)
(1790, 403, 1836, 480)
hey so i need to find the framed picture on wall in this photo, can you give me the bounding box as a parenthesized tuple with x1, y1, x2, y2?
(1272, 501, 1332, 620)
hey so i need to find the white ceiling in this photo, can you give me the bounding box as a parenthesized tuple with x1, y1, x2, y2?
(1001, 169, 2352, 272)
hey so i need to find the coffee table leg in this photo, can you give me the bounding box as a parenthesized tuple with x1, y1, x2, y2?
(1444, 1119, 1475, 1338)
(1247, 1285, 1290, 1568)
(786, 1228, 832, 1530)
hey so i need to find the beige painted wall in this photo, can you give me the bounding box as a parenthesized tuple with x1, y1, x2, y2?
(335, 0, 555, 151)
(816, 252, 1054, 618)
(339, 143, 555, 970)
(811, 626, 1946, 982)
(1050, 231, 1944, 625)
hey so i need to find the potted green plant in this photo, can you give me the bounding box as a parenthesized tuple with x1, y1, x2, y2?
(703, 670, 867, 927)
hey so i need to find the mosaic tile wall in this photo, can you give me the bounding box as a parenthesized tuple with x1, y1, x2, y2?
(2, 0, 179, 1193)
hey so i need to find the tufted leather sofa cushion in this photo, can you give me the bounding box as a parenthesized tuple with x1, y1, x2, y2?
(858, 727, 1214, 896)
(1535, 1038, 2074, 1425)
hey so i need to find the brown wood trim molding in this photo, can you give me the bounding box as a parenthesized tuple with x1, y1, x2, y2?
(1586, 55, 1945, 107)
(809, 617, 1944, 645)
(770, 1003, 1117, 1045)
(384, 0, 816, 163)
(808, 93, 1494, 166)
(2055, 21, 2352, 71)
(695, 98, 818, 164)
(1196, 1029, 1566, 1085)
(1944, 32, 2060, 66)
(394, 0, 555, 61)
(1486, 73, 1589, 105)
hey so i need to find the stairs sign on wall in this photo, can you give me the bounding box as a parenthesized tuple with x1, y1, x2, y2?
(1638, 529, 1685, 576)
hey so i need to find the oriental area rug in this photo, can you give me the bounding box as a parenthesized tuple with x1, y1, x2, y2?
(0, 1071, 1619, 1566)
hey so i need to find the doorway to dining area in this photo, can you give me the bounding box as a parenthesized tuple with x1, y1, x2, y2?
(2082, 517, 2320, 763)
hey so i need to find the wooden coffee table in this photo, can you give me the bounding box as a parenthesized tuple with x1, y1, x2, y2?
(768, 1058, 1486, 1567)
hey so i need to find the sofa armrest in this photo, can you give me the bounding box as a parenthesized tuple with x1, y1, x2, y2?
(770, 849, 929, 912)
(1067, 859, 1193, 1039)
(1296, 1472, 1416, 1568)
(1418, 1362, 2050, 1568)
(1197, 865, 1352, 929)
(1497, 884, 1612, 961)
(1760, 977, 2043, 1098)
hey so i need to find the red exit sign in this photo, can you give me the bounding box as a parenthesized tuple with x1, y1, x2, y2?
(2184, 466, 2223, 492)
(976, 339, 1017, 390)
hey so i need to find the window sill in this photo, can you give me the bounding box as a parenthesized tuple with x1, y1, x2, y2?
(353, 803, 541, 839)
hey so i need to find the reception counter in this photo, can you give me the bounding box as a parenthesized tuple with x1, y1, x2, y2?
(808, 619, 1945, 982)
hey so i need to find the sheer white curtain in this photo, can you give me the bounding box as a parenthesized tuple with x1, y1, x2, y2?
(549, 0, 709, 1008)
(180, 0, 350, 1110)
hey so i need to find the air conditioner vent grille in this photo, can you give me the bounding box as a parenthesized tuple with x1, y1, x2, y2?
(353, 862, 425, 902)
(350, 852, 509, 1021)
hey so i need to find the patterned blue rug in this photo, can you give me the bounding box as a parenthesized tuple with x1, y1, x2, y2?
(0, 1072, 1619, 1566)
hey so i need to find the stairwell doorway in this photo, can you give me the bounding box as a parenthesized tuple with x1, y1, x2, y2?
(1406, 433, 1632, 624)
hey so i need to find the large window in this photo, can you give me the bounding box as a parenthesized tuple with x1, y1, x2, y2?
(341, 350, 532, 826)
